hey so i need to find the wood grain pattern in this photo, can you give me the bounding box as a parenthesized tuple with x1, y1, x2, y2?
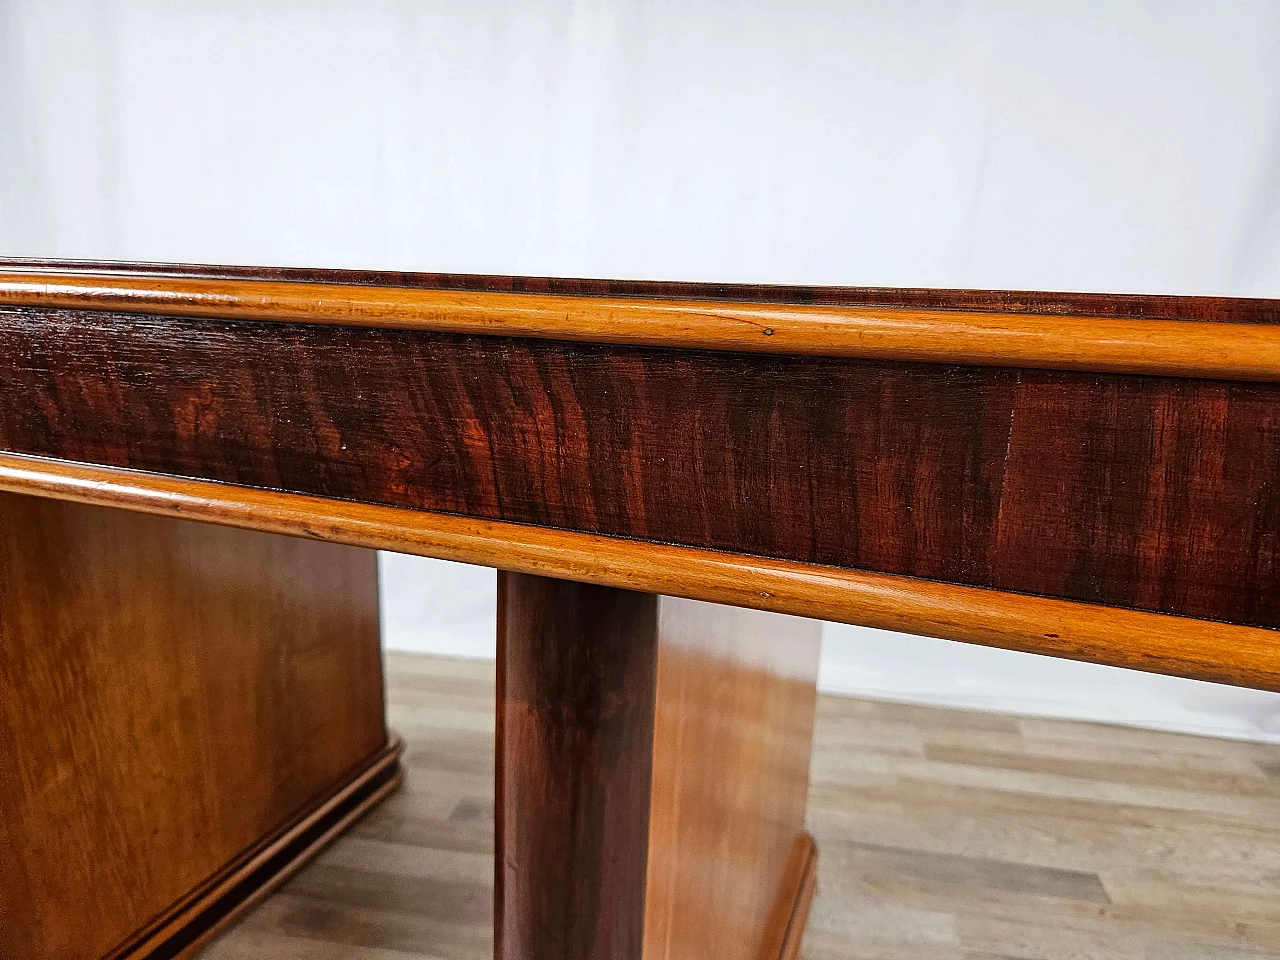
(3, 453, 1279, 693)
(497, 578, 823, 960)
(1, 307, 1277, 631)
(643, 598, 822, 960)
(0, 492, 388, 960)
(5, 256, 1279, 323)
(1, 270, 1279, 378)
(117, 738, 402, 960)
(496, 573, 659, 960)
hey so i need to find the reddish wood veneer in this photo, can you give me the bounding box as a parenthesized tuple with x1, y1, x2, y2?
(0, 307, 1277, 629)
(496, 575, 659, 960)
(3, 259, 1279, 960)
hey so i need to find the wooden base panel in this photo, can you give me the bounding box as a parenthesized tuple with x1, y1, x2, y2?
(113, 736, 404, 960)
(0, 493, 391, 960)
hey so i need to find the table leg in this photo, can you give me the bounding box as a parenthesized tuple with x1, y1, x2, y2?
(496, 571, 822, 960)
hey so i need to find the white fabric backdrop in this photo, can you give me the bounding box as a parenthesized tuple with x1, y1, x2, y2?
(4, 0, 1280, 740)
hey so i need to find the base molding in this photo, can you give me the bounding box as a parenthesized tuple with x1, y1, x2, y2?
(775, 834, 819, 960)
(108, 735, 404, 960)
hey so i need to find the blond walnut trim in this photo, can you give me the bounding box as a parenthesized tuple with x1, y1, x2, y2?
(0, 453, 1276, 693)
(2, 272, 1279, 379)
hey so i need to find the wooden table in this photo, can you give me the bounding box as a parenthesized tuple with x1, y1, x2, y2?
(1, 261, 1277, 960)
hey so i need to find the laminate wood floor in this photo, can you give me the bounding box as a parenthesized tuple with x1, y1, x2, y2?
(202, 652, 1280, 960)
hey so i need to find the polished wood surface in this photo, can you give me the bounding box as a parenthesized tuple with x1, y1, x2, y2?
(496, 574, 659, 960)
(5, 257, 1279, 325)
(0, 493, 389, 960)
(497, 575, 821, 960)
(2, 307, 1278, 630)
(2, 261, 1279, 697)
(4, 454, 1279, 692)
(200, 652, 1280, 960)
(7, 260, 1277, 959)
(119, 739, 402, 960)
(2, 269, 1280, 377)
(643, 598, 821, 960)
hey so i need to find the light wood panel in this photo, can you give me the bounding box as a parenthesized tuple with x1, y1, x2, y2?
(200, 652, 1280, 960)
(0, 492, 389, 960)
(2, 453, 1279, 693)
(644, 597, 821, 960)
(1, 269, 1279, 378)
(116, 740, 402, 960)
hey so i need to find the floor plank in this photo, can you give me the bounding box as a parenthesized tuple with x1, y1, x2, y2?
(201, 652, 1280, 960)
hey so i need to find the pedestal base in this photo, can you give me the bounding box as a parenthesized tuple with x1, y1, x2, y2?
(0, 493, 394, 960)
(496, 572, 823, 960)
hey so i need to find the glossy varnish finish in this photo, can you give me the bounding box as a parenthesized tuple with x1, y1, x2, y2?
(496, 574, 659, 960)
(4, 271, 1280, 378)
(6, 257, 1280, 323)
(5, 455, 1278, 693)
(5, 260, 1278, 960)
(1, 306, 1277, 629)
(0, 493, 388, 960)
(496, 575, 822, 960)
